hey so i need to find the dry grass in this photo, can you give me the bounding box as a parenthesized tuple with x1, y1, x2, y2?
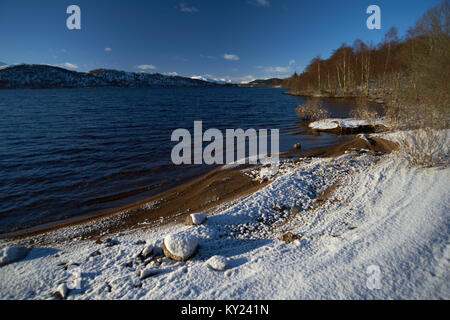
(395, 129, 449, 168)
(350, 97, 379, 125)
(295, 99, 330, 122)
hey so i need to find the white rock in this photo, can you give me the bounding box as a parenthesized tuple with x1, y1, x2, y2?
(141, 245, 154, 259)
(54, 283, 69, 299)
(163, 233, 198, 261)
(206, 255, 229, 271)
(189, 213, 207, 225)
(139, 268, 157, 280)
(0, 247, 30, 267)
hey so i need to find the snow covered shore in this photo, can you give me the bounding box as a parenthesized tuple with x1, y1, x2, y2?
(309, 118, 388, 133)
(0, 133, 448, 300)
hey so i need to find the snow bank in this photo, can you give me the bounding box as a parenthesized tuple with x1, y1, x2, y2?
(309, 118, 387, 130)
(0, 247, 30, 267)
(309, 119, 339, 130)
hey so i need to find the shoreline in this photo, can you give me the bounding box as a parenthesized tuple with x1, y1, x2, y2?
(1, 134, 397, 244)
(283, 90, 387, 104)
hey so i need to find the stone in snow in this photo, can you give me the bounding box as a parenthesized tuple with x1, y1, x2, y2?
(162, 233, 198, 261)
(206, 255, 229, 271)
(90, 250, 101, 257)
(53, 283, 69, 299)
(186, 212, 207, 226)
(290, 206, 302, 215)
(140, 245, 154, 259)
(139, 268, 158, 280)
(0, 246, 30, 267)
(279, 232, 302, 243)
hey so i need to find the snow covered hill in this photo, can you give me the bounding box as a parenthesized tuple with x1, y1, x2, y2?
(0, 64, 217, 89)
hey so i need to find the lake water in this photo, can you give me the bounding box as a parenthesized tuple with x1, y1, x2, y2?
(0, 87, 357, 234)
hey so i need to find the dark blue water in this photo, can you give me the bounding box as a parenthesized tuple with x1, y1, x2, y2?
(0, 87, 353, 234)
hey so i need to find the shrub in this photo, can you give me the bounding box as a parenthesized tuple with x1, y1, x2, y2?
(295, 99, 330, 122)
(395, 129, 449, 168)
(350, 97, 379, 125)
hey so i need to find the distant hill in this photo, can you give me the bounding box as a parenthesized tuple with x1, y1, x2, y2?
(0, 64, 219, 89)
(243, 78, 284, 88)
(190, 75, 225, 84)
(0, 62, 6, 66)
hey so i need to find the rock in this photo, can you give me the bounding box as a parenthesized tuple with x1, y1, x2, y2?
(62, 262, 80, 271)
(279, 232, 302, 243)
(0, 247, 30, 267)
(206, 255, 229, 271)
(138, 268, 158, 280)
(90, 250, 101, 257)
(140, 245, 154, 259)
(185, 212, 207, 226)
(52, 283, 69, 299)
(290, 206, 302, 215)
(104, 239, 119, 247)
(162, 233, 198, 261)
(293, 143, 302, 150)
(273, 205, 287, 212)
(135, 240, 146, 245)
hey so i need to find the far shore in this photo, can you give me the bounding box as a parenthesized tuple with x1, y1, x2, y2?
(283, 90, 387, 104)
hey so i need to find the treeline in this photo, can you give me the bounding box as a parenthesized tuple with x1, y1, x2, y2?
(283, 26, 402, 97)
(283, 0, 449, 114)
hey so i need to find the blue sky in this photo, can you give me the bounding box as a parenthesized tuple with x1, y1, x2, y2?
(0, 0, 441, 83)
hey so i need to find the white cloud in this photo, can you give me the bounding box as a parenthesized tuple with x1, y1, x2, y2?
(289, 59, 296, 65)
(271, 66, 290, 73)
(174, 56, 189, 62)
(258, 65, 291, 73)
(177, 3, 199, 13)
(63, 62, 78, 69)
(136, 64, 157, 70)
(224, 54, 240, 61)
(104, 47, 112, 52)
(165, 72, 179, 76)
(200, 54, 216, 59)
(250, 0, 270, 7)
